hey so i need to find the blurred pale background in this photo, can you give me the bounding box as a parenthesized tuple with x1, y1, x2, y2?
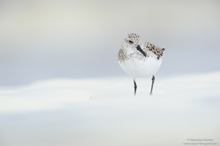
(0, 1, 220, 146)
(0, 0, 220, 86)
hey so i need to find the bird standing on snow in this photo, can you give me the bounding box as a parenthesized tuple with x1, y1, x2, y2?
(118, 33, 165, 95)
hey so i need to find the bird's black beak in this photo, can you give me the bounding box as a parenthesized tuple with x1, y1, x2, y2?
(136, 45, 146, 57)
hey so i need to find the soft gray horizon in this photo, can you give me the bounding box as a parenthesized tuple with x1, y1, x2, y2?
(0, 0, 220, 86)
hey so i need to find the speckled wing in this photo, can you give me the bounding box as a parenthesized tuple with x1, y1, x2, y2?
(145, 42, 165, 59)
(118, 49, 128, 62)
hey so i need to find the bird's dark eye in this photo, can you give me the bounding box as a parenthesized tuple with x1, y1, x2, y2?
(128, 40, 134, 44)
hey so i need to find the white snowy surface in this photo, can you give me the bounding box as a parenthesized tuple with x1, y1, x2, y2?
(0, 72, 220, 146)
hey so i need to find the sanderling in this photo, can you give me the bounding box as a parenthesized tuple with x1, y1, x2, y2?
(118, 33, 165, 95)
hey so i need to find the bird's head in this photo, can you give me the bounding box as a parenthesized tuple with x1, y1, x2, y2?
(122, 33, 146, 57)
(124, 33, 140, 46)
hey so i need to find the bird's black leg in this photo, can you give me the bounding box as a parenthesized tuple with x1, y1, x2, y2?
(150, 75, 155, 95)
(133, 80, 137, 95)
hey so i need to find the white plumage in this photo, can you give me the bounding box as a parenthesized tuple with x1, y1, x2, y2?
(119, 54, 162, 78)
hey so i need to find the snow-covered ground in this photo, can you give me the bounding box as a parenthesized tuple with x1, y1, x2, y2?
(0, 72, 220, 146)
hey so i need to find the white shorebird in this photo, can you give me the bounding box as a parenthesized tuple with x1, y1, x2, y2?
(118, 33, 165, 95)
